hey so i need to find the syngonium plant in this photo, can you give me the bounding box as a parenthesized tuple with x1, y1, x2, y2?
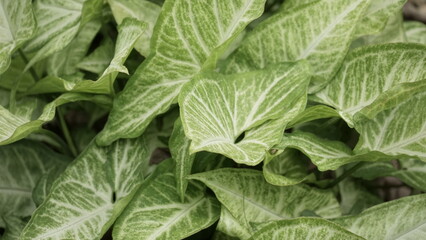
(0, 0, 425, 239)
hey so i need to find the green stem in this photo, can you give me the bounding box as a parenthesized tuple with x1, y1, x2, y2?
(36, 129, 73, 156)
(18, 49, 39, 82)
(57, 107, 78, 157)
(326, 162, 365, 188)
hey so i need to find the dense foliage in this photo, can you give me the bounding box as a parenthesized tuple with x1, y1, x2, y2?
(0, 0, 425, 239)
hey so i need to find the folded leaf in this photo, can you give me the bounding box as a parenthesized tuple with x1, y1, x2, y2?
(276, 131, 389, 171)
(169, 118, 194, 201)
(26, 18, 146, 95)
(263, 148, 314, 186)
(108, 0, 161, 57)
(190, 168, 341, 231)
(333, 194, 426, 240)
(0, 93, 111, 145)
(224, 0, 370, 93)
(97, 0, 267, 145)
(21, 136, 150, 240)
(0, 0, 36, 74)
(313, 43, 426, 126)
(0, 140, 70, 217)
(180, 62, 310, 165)
(113, 172, 220, 239)
(354, 89, 426, 160)
(353, 159, 426, 192)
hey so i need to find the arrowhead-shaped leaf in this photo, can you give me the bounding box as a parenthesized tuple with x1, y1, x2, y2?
(108, 0, 161, 57)
(0, 0, 36, 74)
(0, 140, 69, 218)
(354, 84, 426, 160)
(313, 43, 426, 126)
(333, 194, 426, 240)
(190, 168, 341, 231)
(224, 0, 370, 92)
(113, 172, 220, 239)
(23, 0, 103, 69)
(179, 62, 310, 165)
(21, 136, 150, 240)
(97, 0, 267, 145)
(249, 218, 364, 240)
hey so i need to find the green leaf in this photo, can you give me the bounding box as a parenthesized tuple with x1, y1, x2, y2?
(216, 207, 251, 240)
(0, 0, 36, 74)
(26, 18, 146, 95)
(354, 87, 426, 161)
(1, 216, 28, 240)
(189, 168, 341, 231)
(224, 0, 370, 93)
(263, 148, 314, 186)
(353, 159, 426, 192)
(97, 0, 267, 145)
(276, 131, 388, 171)
(249, 218, 364, 240)
(21, 136, 150, 239)
(338, 178, 382, 215)
(287, 105, 339, 128)
(76, 38, 114, 75)
(169, 118, 194, 201)
(354, 0, 406, 37)
(0, 140, 70, 217)
(179, 62, 310, 165)
(46, 20, 102, 76)
(313, 43, 426, 126)
(0, 93, 111, 145)
(0, 56, 40, 92)
(404, 21, 426, 44)
(108, 0, 161, 57)
(113, 172, 220, 239)
(23, 0, 103, 69)
(333, 194, 426, 240)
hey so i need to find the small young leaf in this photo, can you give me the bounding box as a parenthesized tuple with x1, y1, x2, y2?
(249, 218, 364, 240)
(333, 194, 426, 240)
(97, 0, 267, 145)
(113, 172, 220, 239)
(179, 62, 310, 165)
(190, 168, 341, 231)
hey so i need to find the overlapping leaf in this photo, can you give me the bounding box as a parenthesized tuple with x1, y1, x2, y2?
(215, 207, 251, 240)
(333, 194, 426, 240)
(0, 0, 36, 74)
(21, 136, 150, 240)
(23, 0, 103, 69)
(190, 169, 341, 231)
(26, 18, 146, 95)
(404, 21, 426, 44)
(113, 172, 220, 239)
(0, 141, 69, 218)
(180, 62, 310, 165)
(249, 218, 364, 240)
(338, 178, 382, 215)
(224, 0, 370, 92)
(97, 0, 267, 145)
(0, 93, 111, 145)
(108, 0, 161, 57)
(313, 43, 426, 126)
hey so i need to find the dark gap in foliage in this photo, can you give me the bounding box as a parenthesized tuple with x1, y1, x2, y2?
(112, 192, 116, 203)
(101, 225, 113, 240)
(184, 220, 218, 240)
(93, 114, 109, 133)
(0, 227, 4, 236)
(86, 33, 104, 56)
(234, 131, 245, 144)
(149, 148, 171, 165)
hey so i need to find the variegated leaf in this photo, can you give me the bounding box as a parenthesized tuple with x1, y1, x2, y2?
(404, 21, 426, 44)
(179, 62, 310, 165)
(224, 0, 370, 93)
(97, 0, 267, 145)
(21, 136, 150, 240)
(190, 168, 341, 231)
(313, 43, 426, 126)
